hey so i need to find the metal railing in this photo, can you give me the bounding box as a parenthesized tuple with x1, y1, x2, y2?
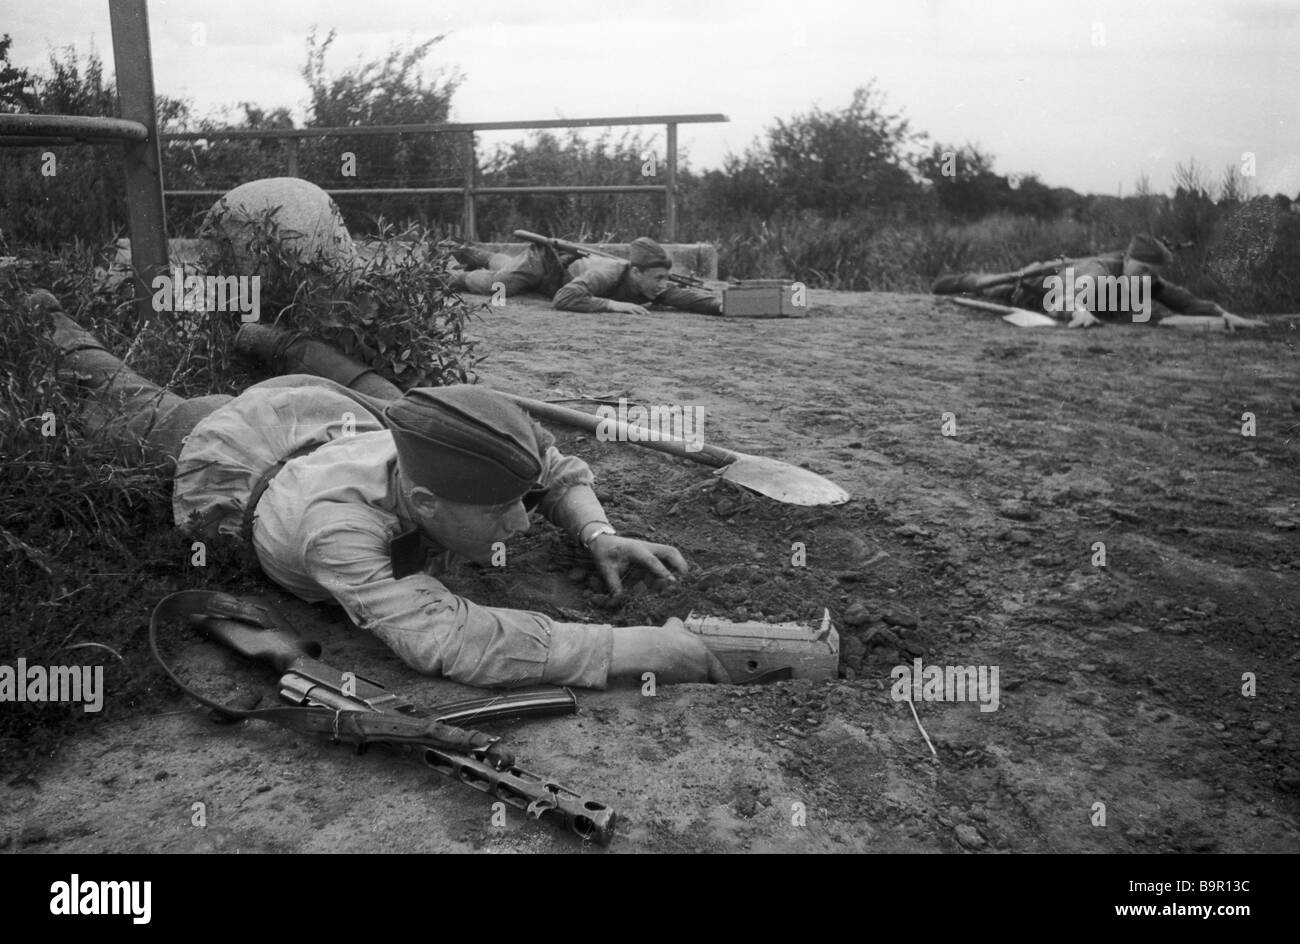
(0, 0, 727, 321)
(0, 0, 167, 321)
(161, 113, 728, 241)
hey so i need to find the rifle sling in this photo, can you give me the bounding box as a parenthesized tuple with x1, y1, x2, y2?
(148, 590, 511, 766)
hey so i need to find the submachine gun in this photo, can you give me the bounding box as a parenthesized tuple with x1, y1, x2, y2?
(149, 590, 616, 846)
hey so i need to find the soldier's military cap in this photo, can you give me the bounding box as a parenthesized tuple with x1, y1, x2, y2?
(628, 237, 673, 269)
(385, 386, 543, 505)
(1126, 234, 1175, 267)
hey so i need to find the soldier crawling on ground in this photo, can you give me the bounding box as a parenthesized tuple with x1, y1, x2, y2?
(447, 236, 723, 316)
(27, 290, 727, 691)
(934, 234, 1266, 330)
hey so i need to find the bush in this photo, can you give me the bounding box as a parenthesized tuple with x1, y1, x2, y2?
(200, 210, 483, 388)
(0, 220, 483, 766)
(0, 244, 262, 769)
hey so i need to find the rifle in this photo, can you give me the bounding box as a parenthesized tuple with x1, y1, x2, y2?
(931, 257, 1079, 295)
(931, 238, 1190, 296)
(513, 229, 707, 288)
(149, 590, 616, 846)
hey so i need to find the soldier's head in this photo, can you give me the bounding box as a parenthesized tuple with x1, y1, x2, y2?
(385, 387, 546, 563)
(1123, 234, 1174, 279)
(628, 237, 673, 298)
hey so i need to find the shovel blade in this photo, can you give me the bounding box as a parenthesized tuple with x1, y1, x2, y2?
(1002, 309, 1059, 328)
(718, 453, 850, 506)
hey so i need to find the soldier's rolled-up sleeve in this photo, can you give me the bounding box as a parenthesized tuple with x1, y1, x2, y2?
(655, 284, 722, 315)
(301, 508, 613, 688)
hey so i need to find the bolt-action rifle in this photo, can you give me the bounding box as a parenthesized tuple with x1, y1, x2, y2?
(149, 590, 616, 846)
(513, 229, 707, 288)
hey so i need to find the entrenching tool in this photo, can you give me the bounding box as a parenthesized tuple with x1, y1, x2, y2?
(943, 295, 1059, 328)
(500, 392, 850, 507)
(230, 324, 849, 505)
(513, 229, 707, 288)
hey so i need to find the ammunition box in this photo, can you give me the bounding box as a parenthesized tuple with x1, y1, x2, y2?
(722, 279, 806, 318)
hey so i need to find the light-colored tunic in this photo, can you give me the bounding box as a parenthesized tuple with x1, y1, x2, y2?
(172, 379, 614, 688)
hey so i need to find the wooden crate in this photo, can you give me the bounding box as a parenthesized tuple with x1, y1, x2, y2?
(722, 279, 806, 318)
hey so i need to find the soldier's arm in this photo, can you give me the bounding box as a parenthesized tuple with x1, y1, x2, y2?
(653, 284, 723, 316)
(301, 507, 614, 689)
(552, 268, 623, 312)
(533, 437, 690, 593)
(1150, 277, 1226, 318)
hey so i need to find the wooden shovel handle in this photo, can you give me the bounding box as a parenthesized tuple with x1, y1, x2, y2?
(501, 393, 737, 469)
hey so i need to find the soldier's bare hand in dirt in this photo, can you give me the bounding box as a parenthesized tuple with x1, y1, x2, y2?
(607, 301, 651, 316)
(1068, 310, 1103, 329)
(588, 534, 688, 596)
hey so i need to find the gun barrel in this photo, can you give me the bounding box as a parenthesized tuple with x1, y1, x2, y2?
(422, 745, 616, 845)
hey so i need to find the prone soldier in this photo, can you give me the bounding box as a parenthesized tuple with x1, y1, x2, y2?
(28, 290, 725, 690)
(449, 236, 723, 316)
(936, 234, 1265, 330)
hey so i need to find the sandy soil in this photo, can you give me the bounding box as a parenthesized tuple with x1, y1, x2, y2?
(4, 289, 1300, 854)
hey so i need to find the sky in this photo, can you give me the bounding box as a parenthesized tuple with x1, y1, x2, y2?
(4, 0, 1299, 197)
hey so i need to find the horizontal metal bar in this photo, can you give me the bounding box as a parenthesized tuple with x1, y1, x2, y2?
(167, 184, 669, 198)
(0, 114, 149, 142)
(167, 188, 466, 197)
(161, 113, 728, 142)
(475, 185, 667, 195)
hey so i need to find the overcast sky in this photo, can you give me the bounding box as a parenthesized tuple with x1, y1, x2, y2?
(4, 0, 1299, 197)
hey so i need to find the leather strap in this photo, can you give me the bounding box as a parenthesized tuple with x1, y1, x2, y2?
(240, 441, 322, 545)
(148, 590, 513, 766)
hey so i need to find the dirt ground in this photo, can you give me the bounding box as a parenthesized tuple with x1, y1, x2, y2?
(4, 289, 1300, 854)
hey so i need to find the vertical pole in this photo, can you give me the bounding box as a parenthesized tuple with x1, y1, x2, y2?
(462, 131, 477, 240)
(286, 137, 299, 176)
(665, 122, 678, 241)
(109, 0, 168, 326)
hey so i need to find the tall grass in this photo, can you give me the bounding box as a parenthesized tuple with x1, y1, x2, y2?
(700, 205, 1300, 312)
(0, 226, 484, 767)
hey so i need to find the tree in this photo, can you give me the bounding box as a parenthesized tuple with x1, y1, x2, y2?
(0, 33, 37, 112)
(919, 141, 1006, 219)
(299, 28, 464, 227)
(477, 128, 664, 239)
(732, 82, 926, 217)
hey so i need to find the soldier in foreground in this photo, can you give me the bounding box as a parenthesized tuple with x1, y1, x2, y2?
(28, 290, 724, 690)
(934, 234, 1265, 330)
(450, 236, 723, 316)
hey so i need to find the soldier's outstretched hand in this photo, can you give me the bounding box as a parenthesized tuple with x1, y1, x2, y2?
(1068, 310, 1104, 329)
(1222, 312, 1266, 331)
(606, 301, 652, 316)
(588, 534, 688, 597)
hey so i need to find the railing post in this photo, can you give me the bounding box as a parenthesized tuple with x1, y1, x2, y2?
(462, 131, 477, 240)
(665, 121, 678, 241)
(109, 0, 168, 325)
(286, 138, 299, 177)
